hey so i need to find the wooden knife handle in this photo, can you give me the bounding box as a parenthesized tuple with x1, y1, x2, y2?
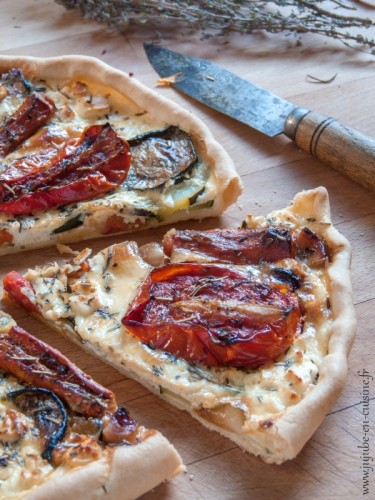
(284, 108, 375, 192)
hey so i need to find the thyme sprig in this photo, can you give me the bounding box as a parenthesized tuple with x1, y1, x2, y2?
(56, 0, 375, 53)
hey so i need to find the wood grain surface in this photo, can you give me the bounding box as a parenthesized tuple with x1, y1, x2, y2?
(1, 1, 375, 498)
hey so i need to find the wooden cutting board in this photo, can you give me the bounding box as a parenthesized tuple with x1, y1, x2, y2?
(1, 1, 375, 498)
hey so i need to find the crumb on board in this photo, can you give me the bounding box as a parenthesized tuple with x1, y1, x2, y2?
(56, 243, 78, 255)
(156, 72, 183, 87)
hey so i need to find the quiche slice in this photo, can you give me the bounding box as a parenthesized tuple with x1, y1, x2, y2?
(0, 55, 241, 255)
(2, 187, 357, 464)
(0, 311, 183, 499)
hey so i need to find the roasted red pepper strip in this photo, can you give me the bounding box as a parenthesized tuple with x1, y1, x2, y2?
(3, 271, 40, 315)
(163, 227, 292, 265)
(0, 325, 117, 418)
(164, 226, 329, 268)
(1, 139, 77, 183)
(0, 172, 115, 215)
(0, 124, 131, 215)
(0, 93, 56, 158)
(123, 263, 302, 368)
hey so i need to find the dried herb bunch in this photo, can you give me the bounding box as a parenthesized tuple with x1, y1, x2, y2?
(56, 0, 375, 52)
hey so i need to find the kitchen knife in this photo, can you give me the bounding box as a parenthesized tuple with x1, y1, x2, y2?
(144, 43, 375, 192)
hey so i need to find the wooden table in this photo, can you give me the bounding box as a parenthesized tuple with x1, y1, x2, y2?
(1, 1, 375, 498)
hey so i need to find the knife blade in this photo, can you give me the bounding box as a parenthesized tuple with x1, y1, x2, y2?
(144, 43, 375, 192)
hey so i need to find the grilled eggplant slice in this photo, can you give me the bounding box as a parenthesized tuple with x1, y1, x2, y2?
(125, 126, 198, 190)
(8, 387, 68, 461)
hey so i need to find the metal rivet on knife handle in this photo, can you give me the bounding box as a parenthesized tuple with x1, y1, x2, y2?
(285, 108, 375, 192)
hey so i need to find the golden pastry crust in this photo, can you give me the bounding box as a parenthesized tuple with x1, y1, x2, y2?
(25, 433, 184, 500)
(0, 55, 242, 255)
(2, 188, 356, 464)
